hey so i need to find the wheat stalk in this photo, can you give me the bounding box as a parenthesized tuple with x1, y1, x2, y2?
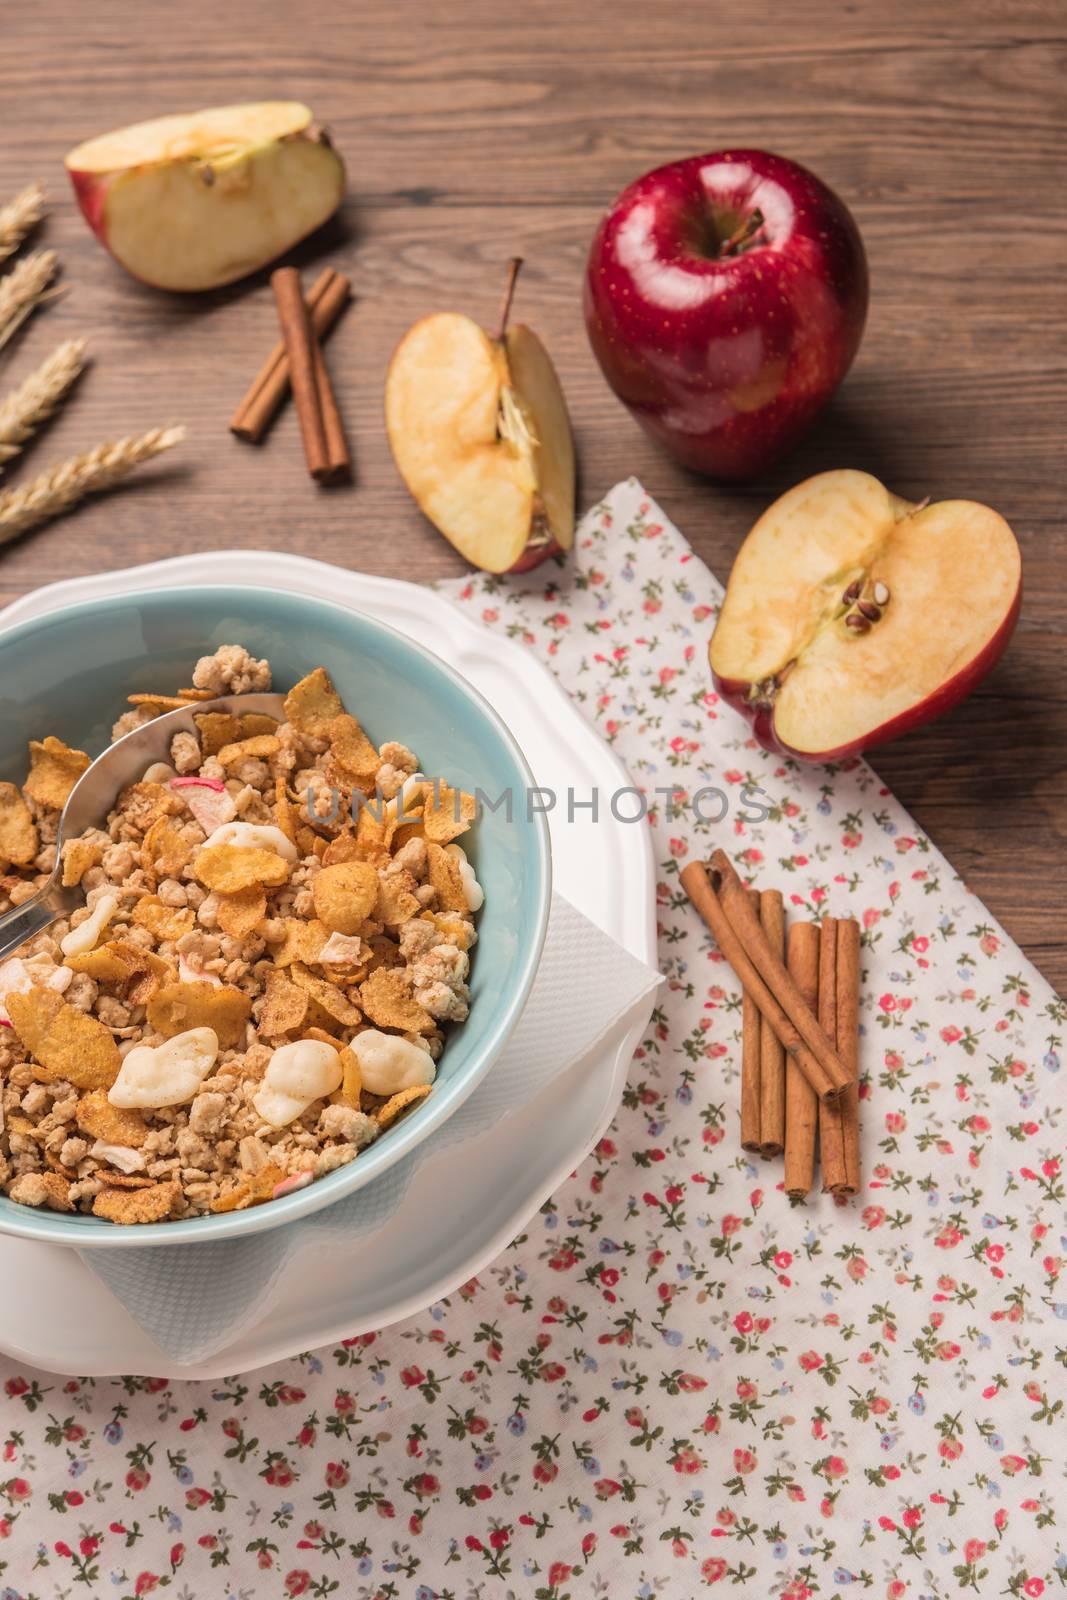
(0, 250, 59, 352)
(0, 183, 45, 264)
(0, 425, 185, 547)
(0, 338, 87, 471)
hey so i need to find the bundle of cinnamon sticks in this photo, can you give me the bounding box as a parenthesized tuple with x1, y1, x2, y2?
(230, 265, 352, 483)
(680, 850, 862, 1197)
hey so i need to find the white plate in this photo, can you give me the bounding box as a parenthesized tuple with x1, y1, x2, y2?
(0, 554, 657, 1378)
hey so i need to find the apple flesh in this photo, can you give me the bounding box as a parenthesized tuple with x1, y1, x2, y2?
(709, 470, 1021, 760)
(385, 269, 575, 574)
(584, 149, 868, 479)
(65, 102, 344, 292)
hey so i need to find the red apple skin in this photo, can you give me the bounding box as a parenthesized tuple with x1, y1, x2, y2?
(713, 581, 1022, 762)
(584, 149, 868, 480)
(506, 534, 565, 575)
(68, 169, 109, 240)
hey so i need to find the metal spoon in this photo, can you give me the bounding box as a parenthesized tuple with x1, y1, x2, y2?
(0, 692, 287, 966)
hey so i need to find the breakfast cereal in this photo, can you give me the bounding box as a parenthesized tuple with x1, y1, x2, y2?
(0, 647, 482, 1222)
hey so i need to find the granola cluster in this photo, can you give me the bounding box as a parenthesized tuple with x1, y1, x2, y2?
(0, 646, 482, 1224)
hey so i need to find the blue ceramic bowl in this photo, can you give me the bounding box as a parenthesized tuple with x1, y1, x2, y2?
(0, 586, 550, 1246)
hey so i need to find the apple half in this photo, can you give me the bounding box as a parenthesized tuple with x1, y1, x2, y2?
(709, 470, 1021, 761)
(65, 102, 345, 292)
(385, 270, 575, 574)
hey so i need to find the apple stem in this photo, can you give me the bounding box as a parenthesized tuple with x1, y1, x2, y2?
(495, 257, 523, 340)
(719, 209, 765, 257)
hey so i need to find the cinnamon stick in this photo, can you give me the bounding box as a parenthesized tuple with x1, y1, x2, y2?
(707, 850, 852, 1097)
(679, 860, 841, 1104)
(821, 918, 862, 1194)
(232, 270, 351, 443)
(817, 919, 843, 1189)
(739, 888, 762, 1153)
(784, 921, 819, 1197)
(271, 267, 328, 479)
(311, 333, 351, 481)
(758, 890, 786, 1156)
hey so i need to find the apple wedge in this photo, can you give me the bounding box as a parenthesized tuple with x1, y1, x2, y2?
(709, 470, 1021, 761)
(385, 261, 575, 574)
(65, 102, 344, 292)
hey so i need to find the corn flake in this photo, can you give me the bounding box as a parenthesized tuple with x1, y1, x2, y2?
(259, 969, 309, 1036)
(359, 967, 433, 1034)
(426, 841, 469, 913)
(146, 980, 251, 1050)
(266, 917, 330, 968)
(328, 712, 378, 781)
(0, 782, 38, 869)
(272, 776, 298, 845)
(140, 817, 192, 880)
(194, 711, 240, 757)
(284, 667, 345, 736)
(239, 713, 280, 739)
(338, 1044, 362, 1107)
(4, 987, 120, 1089)
(132, 894, 195, 942)
(76, 1087, 148, 1148)
(289, 962, 362, 1029)
(93, 1180, 182, 1224)
(24, 735, 90, 811)
(375, 874, 420, 928)
(424, 783, 477, 844)
(215, 734, 282, 768)
(195, 843, 289, 894)
(375, 1083, 432, 1129)
(216, 886, 267, 938)
(211, 1161, 286, 1213)
(126, 692, 190, 710)
(60, 836, 103, 887)
(321, 832, 360, 867)
(312, 861, 378, 934)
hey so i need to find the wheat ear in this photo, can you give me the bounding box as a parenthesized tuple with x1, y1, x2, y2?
(0, 338, 87, 471)
(0, 184, 45, 264)
(0, 250, 59, 351)
(0, 425, 185, 547)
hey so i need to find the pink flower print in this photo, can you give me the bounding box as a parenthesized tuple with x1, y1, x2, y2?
(879, 993, 897, 1013)
(940, 1025, 962, 1044)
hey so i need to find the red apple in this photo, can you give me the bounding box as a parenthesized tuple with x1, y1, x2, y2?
(584, 149, 868, 479)
(709, 470, 1021, 761)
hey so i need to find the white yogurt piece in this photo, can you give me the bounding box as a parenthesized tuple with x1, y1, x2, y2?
(109, 1027, 220, 1109)
(252, 1039, 343, 1129)
(60, 892, 120, 958)
(351, 1029, 437, 1097)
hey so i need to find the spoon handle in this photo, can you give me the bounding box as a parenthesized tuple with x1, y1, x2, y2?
(0, 892, 57, 966)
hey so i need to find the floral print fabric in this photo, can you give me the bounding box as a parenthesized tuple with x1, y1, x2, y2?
(1, 479, 1063, 1599)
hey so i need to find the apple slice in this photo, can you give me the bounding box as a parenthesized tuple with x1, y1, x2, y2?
(709, 470, 1021, 761)
(65, 102, 344, 292)
(385, 260, 575, 574)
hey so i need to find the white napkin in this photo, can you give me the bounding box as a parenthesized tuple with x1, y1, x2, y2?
(81, 894, 661, 1365)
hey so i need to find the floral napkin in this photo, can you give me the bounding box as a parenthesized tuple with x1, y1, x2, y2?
(0, 479, 1061, 1599)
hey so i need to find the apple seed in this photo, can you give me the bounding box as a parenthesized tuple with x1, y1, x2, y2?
(842, 579, 862, 605)
(872, 580, 890, 606)
(856, 599, 881, 622)
(844, 612, 871, 634)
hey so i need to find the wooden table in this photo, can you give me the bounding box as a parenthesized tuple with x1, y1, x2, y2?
(2, 1, 1063, 986)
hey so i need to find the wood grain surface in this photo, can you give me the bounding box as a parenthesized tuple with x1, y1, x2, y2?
(0, 1, 1064, 984)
